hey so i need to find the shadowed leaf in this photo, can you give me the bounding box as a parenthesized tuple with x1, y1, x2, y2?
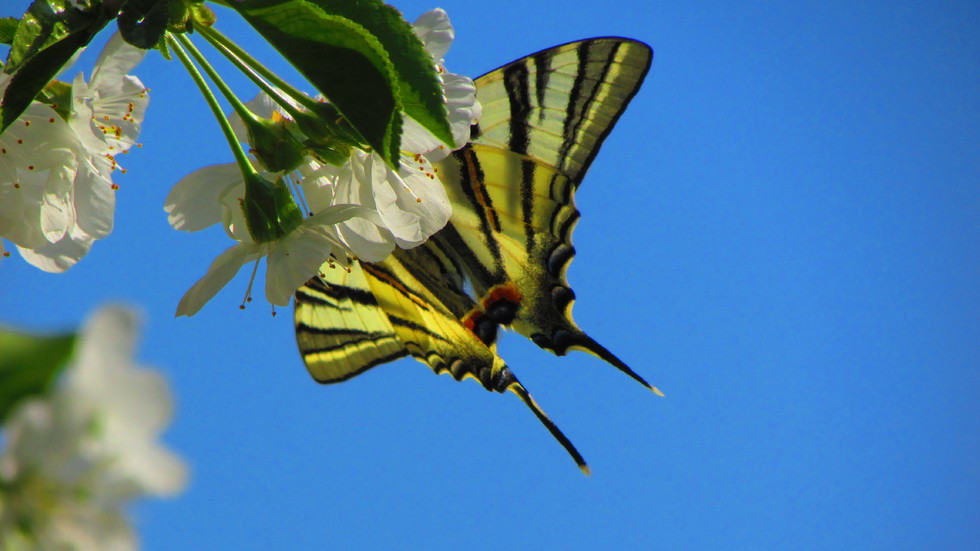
(0, 329, 77, 423)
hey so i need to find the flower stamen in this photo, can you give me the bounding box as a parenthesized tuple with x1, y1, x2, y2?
(241, 259, 261, 310)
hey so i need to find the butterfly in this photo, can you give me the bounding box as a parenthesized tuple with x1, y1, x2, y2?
(295, 37, 657, 473)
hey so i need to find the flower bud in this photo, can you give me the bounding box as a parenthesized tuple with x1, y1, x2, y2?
(241, 173, 303, 243)
(244, 115, 306, 173)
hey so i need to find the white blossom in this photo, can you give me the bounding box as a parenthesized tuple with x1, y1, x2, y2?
(0, 33, 147, 272)
(172, 201, 377, 316)
(405, 8, 483, 161)
(0, 306, 187, 551)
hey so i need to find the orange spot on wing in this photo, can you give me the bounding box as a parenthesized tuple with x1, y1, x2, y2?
(462, 310, 481, 332)
(482, 283, 522, 310)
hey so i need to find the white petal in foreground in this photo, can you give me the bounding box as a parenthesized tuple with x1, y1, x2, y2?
(71, 157, 117, 240)
(0, 305, 187, 550)
(70, 306, 188, 495)
(89, 32, 148, 93)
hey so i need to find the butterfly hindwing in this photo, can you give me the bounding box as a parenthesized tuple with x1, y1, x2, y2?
(295, 249, 589, 472)
(295, 265, 408, 384)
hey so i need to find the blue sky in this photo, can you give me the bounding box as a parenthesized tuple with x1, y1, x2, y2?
(2, 0, 979, 549)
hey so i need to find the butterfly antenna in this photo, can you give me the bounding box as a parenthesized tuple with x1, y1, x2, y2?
(496, 368, 590, 475)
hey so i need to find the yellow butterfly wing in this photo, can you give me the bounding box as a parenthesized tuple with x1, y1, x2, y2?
(295, 264, 407, 384)
(295, 38, 655, 471)
(296, 247, 589, 472)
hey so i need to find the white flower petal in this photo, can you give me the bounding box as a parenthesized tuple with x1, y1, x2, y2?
(72, 160, 116, 239)
(70, 72, 118, 156)
(114, 434, 188, 496)
(39, 159, 78, 242)
(0, 169, 48, 248)
(338, 218, 395, 262)
(165, 163, 243, 232)
(221, 184, 253, 243)
(306, 203, 379, 226)
(413, 9, 454, 62)
(374, 184, 422, 242)
(403, 72, 481, 161)
(399, 116, 445, 155)
(264, 229, 333, 306)
(388, 168, 452, 247)
(307, 203, 392, 261)
(89, 32, 147, 91)
(73, 306, 138, 375)
(298, 161, 339, 213)
(442, 71, 482, 151)
(16, 231, 94, 273)
(332, 154, 376, 209)
(175, 243, 253, 316)
(40, 193, 71, 242)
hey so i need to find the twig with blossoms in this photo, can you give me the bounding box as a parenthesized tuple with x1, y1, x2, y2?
(1, 1, 480, 315)
(162, 8, 480, 315)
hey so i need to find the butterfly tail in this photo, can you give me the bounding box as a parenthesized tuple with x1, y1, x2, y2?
(546, 329, 664, 397)
(494, 367, 590, 475)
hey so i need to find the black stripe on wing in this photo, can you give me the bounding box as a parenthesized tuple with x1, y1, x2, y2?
(504, 59, 531, 154)
(296, 279, 378, 308)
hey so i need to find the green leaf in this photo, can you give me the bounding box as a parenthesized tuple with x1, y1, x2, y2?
(0, 17, 19, 45)
(229, 0, 402, 166)
(309, 0, 454, 150)
(0, 328, 76, 424)
(118, 0, 173, 49)
(0, 1, 110, 134)
(5, 0, 101, 73)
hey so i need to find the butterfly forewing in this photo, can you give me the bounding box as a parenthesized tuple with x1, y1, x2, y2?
(433, 38, 657, 389)
(471, 38, 652, 182)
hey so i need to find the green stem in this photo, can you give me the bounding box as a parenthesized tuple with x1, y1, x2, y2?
(175, 33, 260, 128)
(194, 25, 301, 121)
(166, 33, 255, 178)
(195, 24, 324, 117)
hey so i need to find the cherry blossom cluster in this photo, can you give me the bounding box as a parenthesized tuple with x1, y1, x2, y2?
(0, 34, 147, 272)
(164, 9, 480, 315)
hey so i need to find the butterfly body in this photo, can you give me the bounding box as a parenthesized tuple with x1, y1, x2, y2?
(295, 38, 656, 472)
